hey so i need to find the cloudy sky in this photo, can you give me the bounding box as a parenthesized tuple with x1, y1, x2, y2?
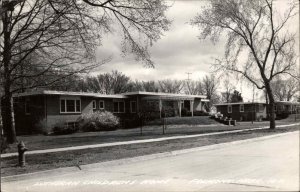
(94, 0, 299, 102)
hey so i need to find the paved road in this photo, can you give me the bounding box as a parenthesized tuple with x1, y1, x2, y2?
(2, 131, 299, 192)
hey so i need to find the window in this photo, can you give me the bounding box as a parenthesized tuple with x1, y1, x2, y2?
(240, 104, 244, 112)
(60, 99, 81, 113)
(99, 100, 105, 109)
(274, 105, 277, 111)
(228, 105, 232, 113)
(92, 100, 96, 109)
(259, 104, 264, 112)
(113, 101, 125, 113)
(25, 98, 30, 115)
(131, 101, 137, 113)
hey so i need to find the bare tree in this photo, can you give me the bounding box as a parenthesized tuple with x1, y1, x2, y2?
(201, 75, 220, 111)
(141, 81, 158, 92)
(192, 0, 298, 129)
(184, 80, 205, 95)
(271, 77, 299, 101)
(127, 80, 144, 92)
(0, 0, 170, 143)
(85, 70, 131, 94)
(220, 78, 235, 103)
(158, 79, 184, 94)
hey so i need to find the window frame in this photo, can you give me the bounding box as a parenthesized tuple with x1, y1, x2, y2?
(239, 104, 244, 112)
(130, 101, 137, 113)
(113, 101, 125, 113)
(60, 98, 81, 114)
(228, 105, 232, 113)
(92, 100, 96, 109)
(99, 100, 105, 110)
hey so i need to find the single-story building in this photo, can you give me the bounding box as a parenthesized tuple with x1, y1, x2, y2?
(13, 90, 209, 135)
(215, 101, 300, 121)
(215, 102, 267, 121)
(275, 101, 300, 115)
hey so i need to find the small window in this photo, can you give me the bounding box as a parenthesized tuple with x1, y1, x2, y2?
(240, 104, 244, 112)
(113, 101, 125, 113)
(131, 101, 137, 113)
(25, 99, 30, 115)
(228, 105, 232, 113)
(274, 105, 277, 111)
(92, 100, 96, 109)
(99, 100, 105, 109)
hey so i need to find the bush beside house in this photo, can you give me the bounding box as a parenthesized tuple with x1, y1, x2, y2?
(78, 111, 120, 132)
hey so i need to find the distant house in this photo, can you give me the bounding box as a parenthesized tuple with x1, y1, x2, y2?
(274, 101, 300, 115)
(215, 102, 267, 121)
(13, 90, 209, 135)
(215, 101, 300, 121)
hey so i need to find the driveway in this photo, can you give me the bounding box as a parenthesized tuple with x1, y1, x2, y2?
(2, 131, 299, 192)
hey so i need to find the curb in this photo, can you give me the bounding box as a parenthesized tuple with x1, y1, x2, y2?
(2, 130, 299, 182)
(1, 123, 299, 158)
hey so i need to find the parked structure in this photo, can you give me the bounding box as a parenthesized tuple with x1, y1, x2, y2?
(215, 101, 300, 121)
(13, 90, 209, 135)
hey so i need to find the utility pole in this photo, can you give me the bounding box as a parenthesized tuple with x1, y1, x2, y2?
(185, 72, 192, 94)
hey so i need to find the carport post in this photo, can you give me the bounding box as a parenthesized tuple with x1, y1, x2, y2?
(190, 100, 194, 117)
(178, 100, 182, 117)
(159, 99, 162, 119)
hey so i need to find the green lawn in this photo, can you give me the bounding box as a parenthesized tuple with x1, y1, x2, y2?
(2, 116, 298, 154)
(147, 116, 218, 125)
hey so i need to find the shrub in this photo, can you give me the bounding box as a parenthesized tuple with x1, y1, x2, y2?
(78, 111, 120, 132)
(51, 120, 79, 135)
(186, 111, 209, 116)
(181, 108, 188, 116)
(162, 106, 175, 117)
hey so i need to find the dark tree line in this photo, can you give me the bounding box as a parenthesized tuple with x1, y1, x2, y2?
(44, 71, 220, 112)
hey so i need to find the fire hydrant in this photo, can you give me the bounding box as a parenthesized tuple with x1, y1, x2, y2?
(18, 141, 28, 167)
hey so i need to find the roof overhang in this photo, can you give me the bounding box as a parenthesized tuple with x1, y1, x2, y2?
(13, 90, 128, 99)
(214, 102, 266, 106)
(122, 91, 207, 99)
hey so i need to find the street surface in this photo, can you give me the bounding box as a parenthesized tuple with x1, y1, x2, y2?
(2, 131, 299, 192)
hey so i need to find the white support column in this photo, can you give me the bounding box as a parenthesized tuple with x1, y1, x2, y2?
(190, 100, 194, 117)
(178, 100, 182, 117)
(159, 99, 162, 119)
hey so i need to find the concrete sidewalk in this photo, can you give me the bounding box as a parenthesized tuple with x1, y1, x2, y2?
(1, 123, 299, 158)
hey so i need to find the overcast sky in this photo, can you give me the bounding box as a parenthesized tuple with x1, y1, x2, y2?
(94, 0, 299, 102)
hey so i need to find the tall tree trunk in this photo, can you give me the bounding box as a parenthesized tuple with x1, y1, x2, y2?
(265, 82, 276, 129)
(2, 7, 17, 143)
(1, 94, 16, 144)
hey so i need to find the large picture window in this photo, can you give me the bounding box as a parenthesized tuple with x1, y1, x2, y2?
(60, 99, 81, 113)
(113, 101, 125, 113)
